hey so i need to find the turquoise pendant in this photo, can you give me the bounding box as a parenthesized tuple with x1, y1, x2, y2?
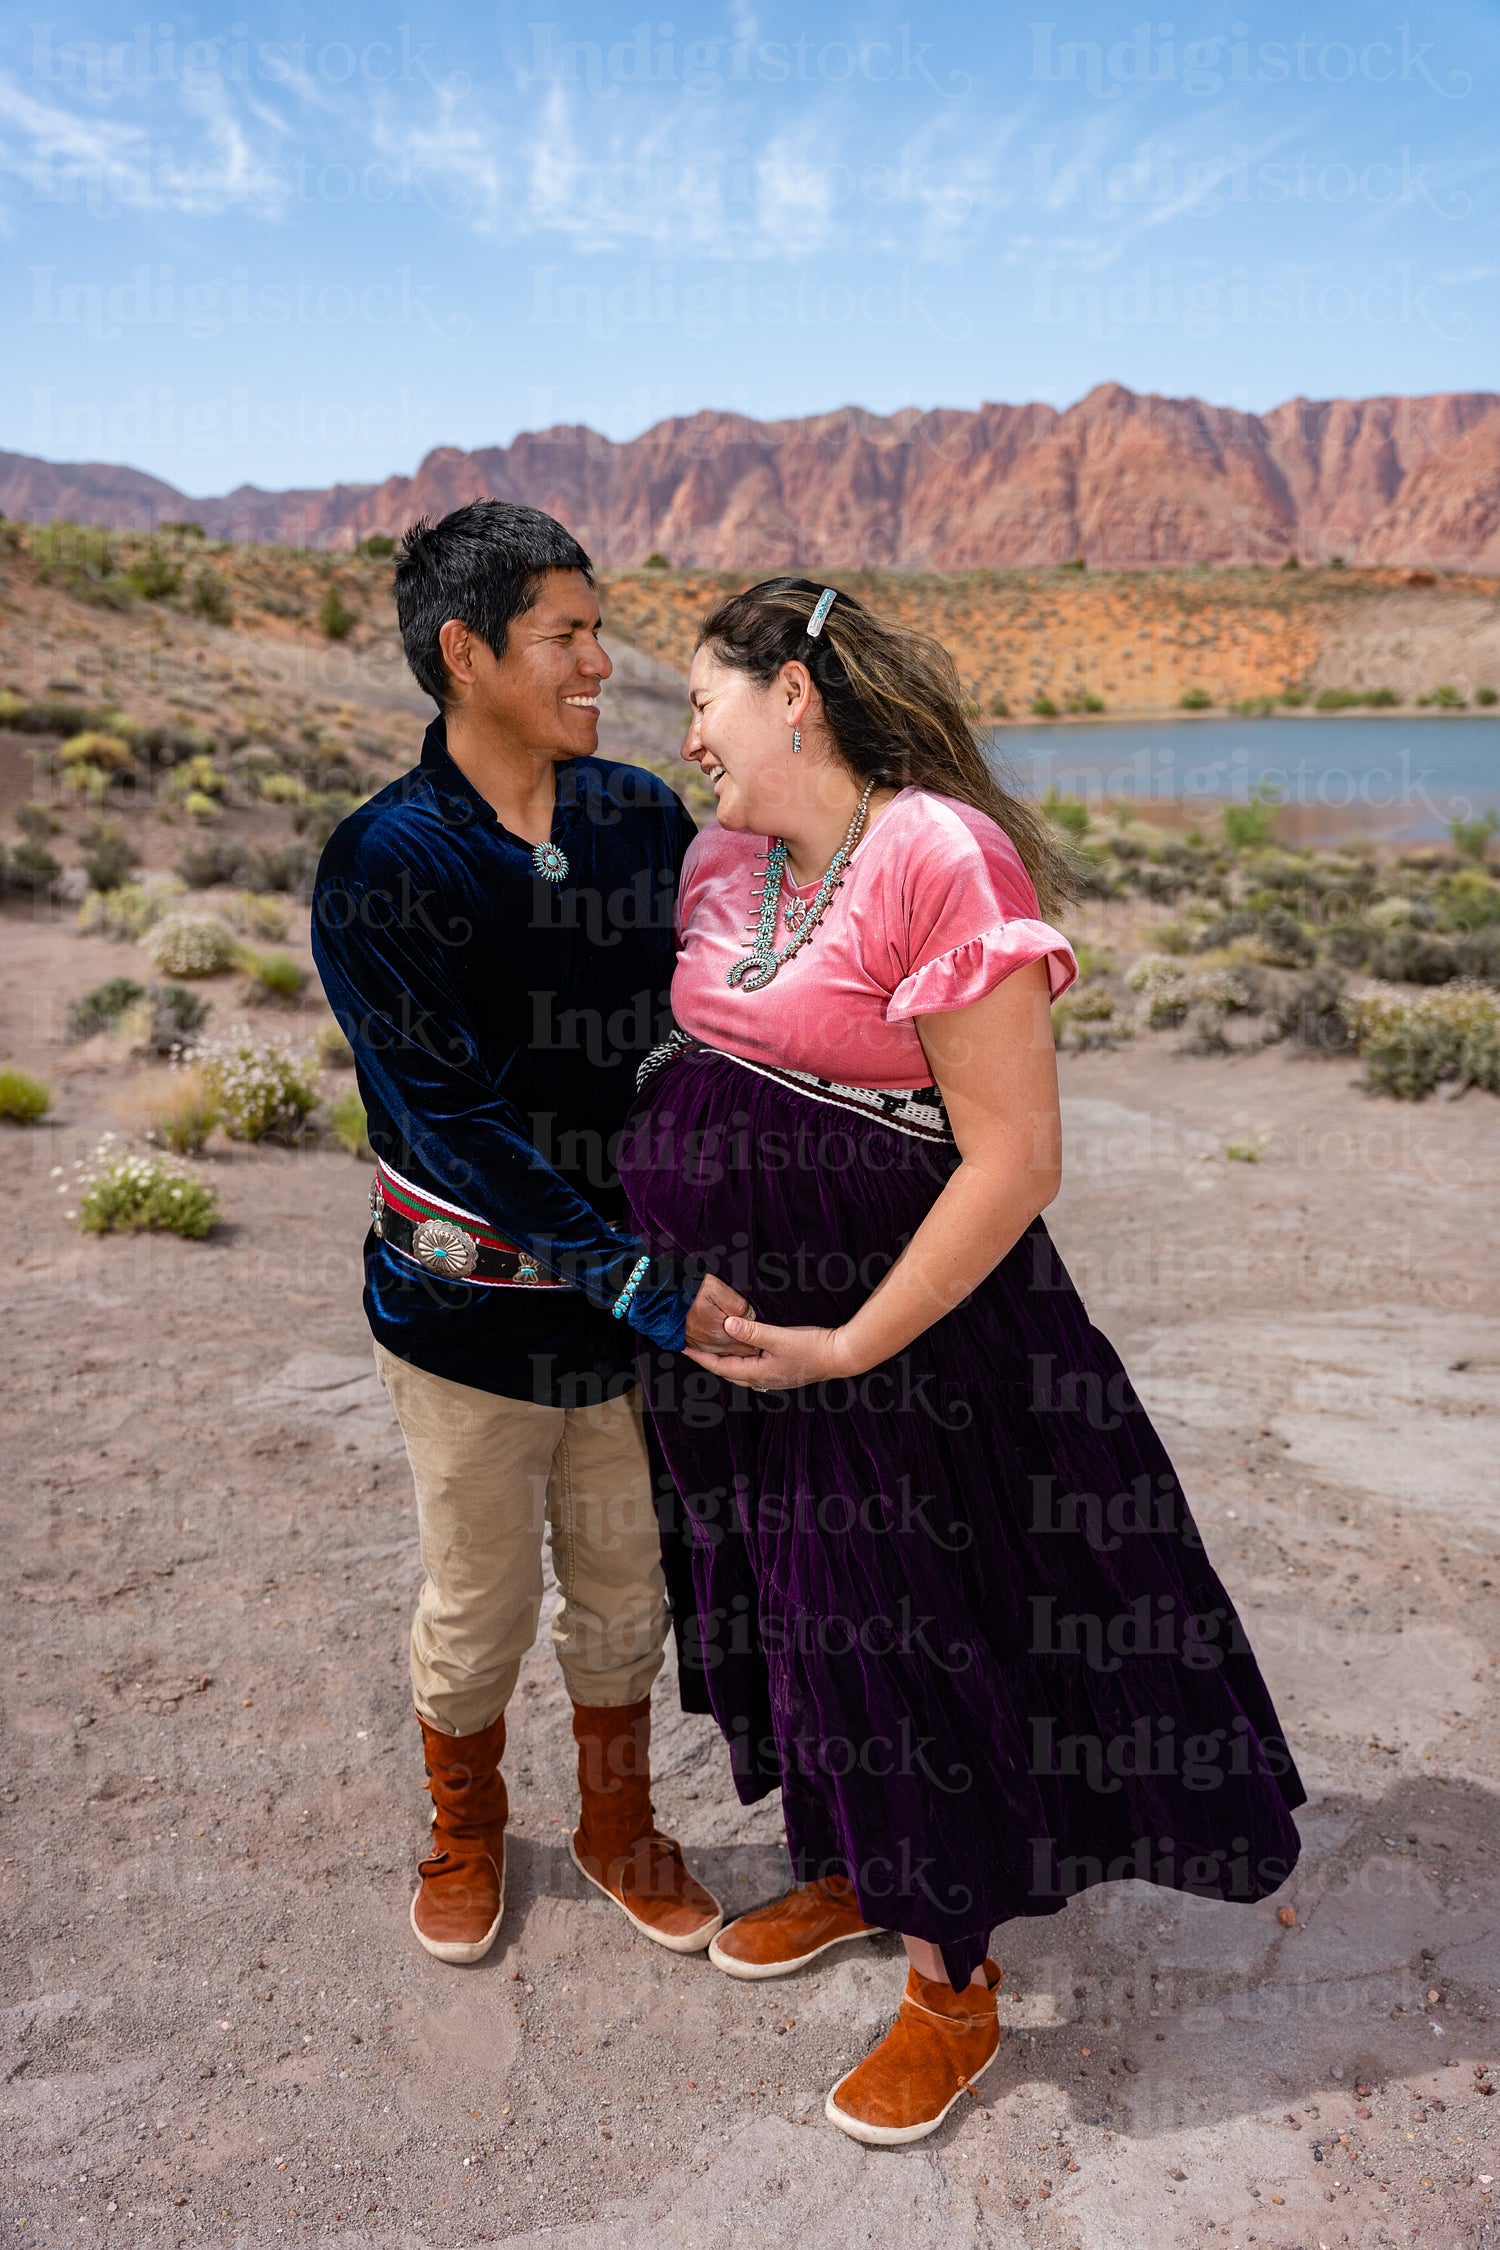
(532, 839, 569, 882)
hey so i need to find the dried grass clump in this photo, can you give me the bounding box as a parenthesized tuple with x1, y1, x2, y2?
(110, 1066, 220, 1153)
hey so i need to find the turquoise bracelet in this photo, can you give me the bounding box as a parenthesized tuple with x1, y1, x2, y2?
(611, 1253, 651, 1320)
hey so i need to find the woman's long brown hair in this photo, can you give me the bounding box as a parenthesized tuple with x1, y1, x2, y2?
(698, 576, 1075, 916)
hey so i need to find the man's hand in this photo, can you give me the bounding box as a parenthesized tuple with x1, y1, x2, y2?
(683, 1274, 762, 1359)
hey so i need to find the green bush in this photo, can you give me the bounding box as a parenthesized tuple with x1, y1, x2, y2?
(1179, 687, 1213, 711)
(0, 1066, 52, 1123)
(246, 842, 316, 894)
(1039, 787, 1090, 837)
(1450, 809, 1498, 864)
(189, 567, 234, 624)
(123, 983, 211, 1055)
(987, 693, 1010, 718)
(74, 1143, 218, 1237)
(313, 1018, 356, 1069)
(1029, 694, 1059, 718)
(1313, 686, 1362, 711)
(67, 977, 146, 1040)
(327, 1086, 371, 1157)
(127, 549, 182, 601)
(1367, 929, 1460, 986)
(244, 949, 307, 1001)
(200, 1036, 319, 1141)
(177, 838, 250, 888)
(76, 877, 184, 940)
(319, 582, 355, 640)
(1222, 782, 1282, 852)
(1432, 869, 1500, 931)
(1477, 686, 1498, 707)
(4, 838, 60, 895)
(1351, 982, 1500, 1100)
(1274, 969, 1353, 1054)
(0, 692, 121, 736)
(80, 821, 137, 893)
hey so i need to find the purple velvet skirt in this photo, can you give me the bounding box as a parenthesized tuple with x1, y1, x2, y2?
(620, 1044, 1305, 1985)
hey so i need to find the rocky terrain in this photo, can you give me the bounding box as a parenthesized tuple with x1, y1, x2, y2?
(5, 383, 1500, 571)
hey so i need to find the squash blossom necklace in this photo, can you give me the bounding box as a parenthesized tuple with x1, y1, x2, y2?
(726, 780, 876, 993)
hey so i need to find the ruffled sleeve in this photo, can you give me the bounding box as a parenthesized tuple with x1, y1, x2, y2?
(882, 802, 1078, 1023)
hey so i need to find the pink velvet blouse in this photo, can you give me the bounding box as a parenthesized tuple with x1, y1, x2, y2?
(671, 787, 1077, 1091)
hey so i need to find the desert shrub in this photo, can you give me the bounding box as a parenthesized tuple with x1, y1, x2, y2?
(245, 841, 316, 894)
(259, 772, 307, 806)
(1128, 954, 1191, 1027)
(1236, 903, 1315, 967)
(1350, 982, 1500, 1100)
(1432, 870, 1500, 931)
(357, 532, 396, 557)
(223, 890, 291, 941)
(1039, 788, 1089, 837)
(1313, 686, 1362, 711)
(0, 1066, 52, 1123)
(1222, 783, 1281, 852)
(80, 821, 137, 893)
(1274, 969, 1353, 1054)
(1366, 929, 1460, 986)
(243, 949, 307, 1002)
(177, 838, 250, 888)
(1126, 862, 1189, 903)
(131, 721, 216, 769)
(67, 976, 146, 1039)
(58, 729, 134, 773)
(1451, 809, 1499, 864)
(313, 1018, 356, 1069)
(1454, 928, 1500, 984)
(76, 875, 184, 940)
(290, 788, 361, 848)
(189, 568, 233, 624)
(326, 1086, 371, 1157)
(142, 910, 239, 977)
(200, 1034, 319, 1141)
(166, 754, 225, 803)
(111, 1065, 219, 1152)
(1053, 987, 1129, 1052)
(1365, 686, 1401, 707)
(73, 1139, 218, 1237)
(4, 838, 60, 895)
(1029, 693, 1060, 718)
(1477, 686, 1498, 707)
(127, 549, 182, 601)
(0, 692, 120, 736)
(319, 583, 355, 640)
(988, 692, 1010, 718)
(1179, 686, 1213, 711)
(121, 983, 212, 1055)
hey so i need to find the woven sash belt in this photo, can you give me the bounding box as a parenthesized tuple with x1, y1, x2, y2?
(369, 1157, 565, 1289)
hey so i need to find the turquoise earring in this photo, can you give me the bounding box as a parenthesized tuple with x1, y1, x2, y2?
(792, 727, 802, 754)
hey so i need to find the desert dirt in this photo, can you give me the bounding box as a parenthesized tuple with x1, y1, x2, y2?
(4, 605, 1500, 2250)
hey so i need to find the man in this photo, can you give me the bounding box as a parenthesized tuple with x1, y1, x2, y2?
(312, 500, 751, 1966)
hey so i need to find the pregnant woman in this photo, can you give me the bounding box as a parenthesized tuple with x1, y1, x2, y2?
(619, 579, 1304, 2147)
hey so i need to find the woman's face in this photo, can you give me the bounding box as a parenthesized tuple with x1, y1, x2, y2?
(683, 647, 802, 833)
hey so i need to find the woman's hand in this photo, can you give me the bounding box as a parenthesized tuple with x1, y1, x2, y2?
(683, 1314, 848, 1392)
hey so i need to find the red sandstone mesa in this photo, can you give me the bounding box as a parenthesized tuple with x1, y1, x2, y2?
(5, 383, 1500, 571)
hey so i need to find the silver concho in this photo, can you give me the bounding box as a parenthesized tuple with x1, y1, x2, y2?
(368, 1175, 385, 1239)
(412, 1216, 479, 1279)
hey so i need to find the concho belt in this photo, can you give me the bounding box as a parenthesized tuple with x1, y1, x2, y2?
(369, 1157, 564, 1289)
(636, 1030, 954, 1145)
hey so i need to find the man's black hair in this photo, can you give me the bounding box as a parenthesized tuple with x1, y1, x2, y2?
(393, 499, 594, 707)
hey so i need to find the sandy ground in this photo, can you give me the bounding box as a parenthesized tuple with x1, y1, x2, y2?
(5, 784, 1500, 2250)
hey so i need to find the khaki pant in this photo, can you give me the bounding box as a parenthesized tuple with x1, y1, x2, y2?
(375, 1345, 669, 1738)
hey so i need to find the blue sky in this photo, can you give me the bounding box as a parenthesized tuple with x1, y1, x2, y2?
(4, 0, 1497, 492)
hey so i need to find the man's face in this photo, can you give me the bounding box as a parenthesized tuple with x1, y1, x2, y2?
(451, 569, 612, 759)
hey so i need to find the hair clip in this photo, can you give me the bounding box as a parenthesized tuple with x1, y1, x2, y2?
(805, 587, 838, 639)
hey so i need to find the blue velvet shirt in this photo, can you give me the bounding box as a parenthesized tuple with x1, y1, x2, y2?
(311, 717, 700, 1406)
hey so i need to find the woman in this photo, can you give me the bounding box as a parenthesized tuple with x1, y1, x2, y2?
(618, 579, 1304, 2147)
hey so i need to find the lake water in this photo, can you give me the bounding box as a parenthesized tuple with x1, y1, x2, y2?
(989, 716, 1500, 843)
